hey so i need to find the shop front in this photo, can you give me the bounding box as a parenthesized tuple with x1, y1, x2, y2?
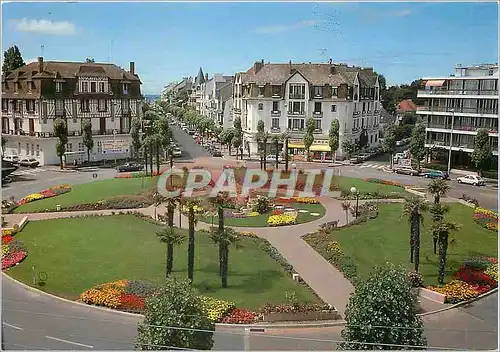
(287, 139, 332, 161)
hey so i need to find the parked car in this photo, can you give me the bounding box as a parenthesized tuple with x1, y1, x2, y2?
(422, 170, 449, 180)
(172, 147, 182, 158)
(457, 174, 485, 186)
(116, 162, 144, 172)
(266, 154, 283, 162)
(349, 156, 363, 164)
(211, 149, 223, 157)
(19, 158, 40, 168)
(3, 155, 20, 164)
(357, 153, 371, 161)
(393, 166, 420, 176)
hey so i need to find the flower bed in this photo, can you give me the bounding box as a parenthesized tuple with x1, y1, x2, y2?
(363, 178, 405, 188)
(267, 213, 297, 227)
(473, 207, 498, 232)
(277, 197, 319, 204)
(16, 185, 71, 206)
(2, 234, 28, 270)
(428, 256, 498, 303)
(199, 296, 235, 322)
(220, 308, 256, 324)
(114, 171, 162, 179)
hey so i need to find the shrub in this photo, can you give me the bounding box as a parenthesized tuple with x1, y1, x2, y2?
(406, 271, 424, 288)
(125, 280, 159, 297)
(199, 296, 235, 322)
(253, 196, 270, 214)
(481, 170, 498, 180)
(460, 194, 479, 207)
(421, 163, 448, 171)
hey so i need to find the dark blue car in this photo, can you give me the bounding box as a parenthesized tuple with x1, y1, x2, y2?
(423, 170, 449, 180)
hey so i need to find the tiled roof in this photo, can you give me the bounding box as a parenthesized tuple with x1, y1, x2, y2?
(396, 99, 417, 113)
(240, 63, 378, 86)
(4, 60, 140, 82)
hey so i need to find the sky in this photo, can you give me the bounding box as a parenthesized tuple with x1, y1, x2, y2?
(2, 1, 498, 95)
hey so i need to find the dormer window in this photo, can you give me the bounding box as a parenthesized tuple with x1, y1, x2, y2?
(14, 82, 19, 94)
(332, 87, 338, 97)
(272, 85, 281, 97)
(99, 82, 105, 93)
(27, 81, 33, 92)
(258, 86, 265, 97)
(82, 82, 89, 93)
(90, 82, 96, 93)
(313, 86, 323, 98)
(123, 83, 130, 94)
(56, 82, 63, 93)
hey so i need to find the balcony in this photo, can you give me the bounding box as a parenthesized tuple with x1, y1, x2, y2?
(312, 95, 323, 100)
(312, 111, 323, 118)
(352, 127, 360, 133)
(353, 111, 361, 117)
(271, 110, 281, 117)
(288, 111, 305, 116)
(270, 127, 281, 133)
(289, 94, 305, 100)
(418, 89, 499, 97)
(366, 110, 373, 116)
(272, 93, 282, 99)
(313, 129, 323, 134)
(417, 106, 499, 115)
(426, 123, 498, 134)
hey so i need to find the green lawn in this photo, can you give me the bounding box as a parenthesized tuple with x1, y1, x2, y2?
(200, 203, 326, 227)
(333, 176, 407, 195)
(7, 215, 318, 309)
(310, 203, 497, 286)
(13, 177, 159, 213)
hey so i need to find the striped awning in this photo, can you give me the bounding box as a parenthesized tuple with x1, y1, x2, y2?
(425, 80, 445, 87)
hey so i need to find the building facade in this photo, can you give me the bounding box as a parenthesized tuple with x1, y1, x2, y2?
(199, 74, 233, 124)
(233, 60, 382, 159)
(416, 64, 499, 166)
(1, 57, 142, 166)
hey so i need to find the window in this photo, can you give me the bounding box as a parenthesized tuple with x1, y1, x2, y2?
(289, 84, 306, 99)
(370, 135, 373, 144)
(13, 100, 19, 112)
(290, 101, 304, 114)
(56, 100, 65, 114)
(28, 81, 33, 92)
(122, 100, 130, 113)
(258, 103, 263, 111)
(362, 102, 366, 112)
(67, 143, 73, 152)
(272, 118, 280, 128)
(375, 134, 378, 142)
(314, 102, 322, 113)
(331, 104, 337, 112)
(91, 82, 97, 93)
(375, 102, 378, 111)
(82, 82, 89, 93)
(314, 119, 322, 130)
(14, 82, 19, 93)
(98, 100, 107, 112)
(288, 118, 305, 130)
(56, 82, 63, 93)
(80, 99, 90, 112)
(332, 87, 338, 97)
(97, 141, 102, 154)
(36, 144, 40, 157)
(313, 86, 323, 97)
(2, 99, 8, 111)
(272, 85, 281, 97)
(258, 86, 265, 97)
(361, 118, 365, 128)
(26, 100, 35, 112)
(31, 144, 34, 156)
(272, 101, 279, 112)
(26, 144, 29, 155)
(99, 82, 105, 92)
(123, 83, 129, 94)
(78, 143, 84, 152)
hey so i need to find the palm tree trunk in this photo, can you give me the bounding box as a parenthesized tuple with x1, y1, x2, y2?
(221, 244, 229, 288)
(437, 234, 448, 284)
(433, 236, 438, 254)
(187, 207, 195, 283)
(345, 209, 348, 224)
(167, 203, 174, 227)
(434, 195, 440, 204)
(87, 149, 91, 164)
(166, 244, 173, 277)
(228, 145, 232, 156)
(144, 149, 148, 176)
(156, 142, 160, 175)
(218, 205, 224, 276)
(149, 143, 154, 176)
(414, 216, 421, 272)
(285, 138, 289, 172)
(409, 222, 415, 263)
(263, 142, 267, 169)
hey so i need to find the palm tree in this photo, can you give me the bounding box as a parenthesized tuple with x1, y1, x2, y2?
(209, 192, 227, 276)
(272, 135, 281, 169)
(429, 203, 450, 254)
(403, 197, 429, 272)
(182, 197, 202, 283)
(166, 197, 178, 227)
(341, 200, 351, 224)
(156, 226, 186, 277)
(281, 130, 290, 172)
(427, 179, 450, 204)
(431, 220, 460, 284)
(209, 227, 241, 288)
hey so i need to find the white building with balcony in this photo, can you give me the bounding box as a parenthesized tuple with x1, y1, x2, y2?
(1, 57, 142, 166)
(233, 60, 382, 159)
(417, 64, 499, 166)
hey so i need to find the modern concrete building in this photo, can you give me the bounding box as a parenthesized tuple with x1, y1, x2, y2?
(232, 59, 383, 159)
(1, 57, 142, 165)
(417, 64, 499, 166)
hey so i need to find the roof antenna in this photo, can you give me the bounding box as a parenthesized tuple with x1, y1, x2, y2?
(40, 45, 45, 57)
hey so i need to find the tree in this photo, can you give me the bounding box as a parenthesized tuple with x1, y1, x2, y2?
(53, 118, 68, 169)
(281, 130, 290, 171)
(272, 135, 281, 168)
(208, 227, 240, 288)
(471, 128, 493, 176)
(130, 118, 142, 160)
(409, 124, 426, 172)
(221, 128, 235, 156)
(255, 120, 266, 169)
(431, 220, 460, 284)
(340, 263, 426, 350)
(209, 192, 226, 276)
(429, 203, 450, 254)
(165, 197, 178, 227)
(135, 277, 215, 350)
(383, 125, 397, 169)
(328, 119, 340, 163)
(303, 118, 315, 161)
(427, 179, 450, 205)
(156, 226, 185, 277)
(82, 119, 93, 163)
(183, 198, 202, 283)
(403, 197, 428, 272)
(358, 129, 368, 151)
(232, 117, 243, 160)
(342, 138, 355, 159)
(2, 46, 25, 73)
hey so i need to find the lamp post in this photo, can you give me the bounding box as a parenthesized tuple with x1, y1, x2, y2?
(447, 108, 455, 174)
(350, 186, 359, 218)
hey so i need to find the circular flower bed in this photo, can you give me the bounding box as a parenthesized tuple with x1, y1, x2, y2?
(16, 185, 72, 206)
(2, 228, 28, 270)
(473, 207, 498, 232)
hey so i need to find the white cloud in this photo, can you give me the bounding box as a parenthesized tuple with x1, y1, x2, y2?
(10, 18, 76, 35)
(253, 19, 321, 34)
(390, 9, 413, 17)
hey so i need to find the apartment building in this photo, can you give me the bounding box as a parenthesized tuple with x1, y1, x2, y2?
(199, 74, 233, 123)
(233, 60, 382, 159)
(1, 57, 142, 165)
(416, 64, 499, 166)
(188, 67, 206, 111)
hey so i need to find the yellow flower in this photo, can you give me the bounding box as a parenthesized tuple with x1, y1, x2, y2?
(428, 280, 480, 303)
(290, 197, 319, 204)
(80, 280, 129, 309)
(267, 214, 297, 227)
(239, 231, 257, 238)
(248, 212, 259, 217)
(485, 264, 498, 282)
(199, 296, 235, 322)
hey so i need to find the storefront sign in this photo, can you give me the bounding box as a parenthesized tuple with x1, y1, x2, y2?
(101, 140, 129, 154)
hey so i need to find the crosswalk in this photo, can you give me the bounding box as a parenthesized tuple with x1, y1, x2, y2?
(11, 168, 47, 176)
(358, 163, 388, 170)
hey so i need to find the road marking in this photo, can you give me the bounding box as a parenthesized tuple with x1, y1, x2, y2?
(45, 335, 94, 349)
(3, 322, 24, 330)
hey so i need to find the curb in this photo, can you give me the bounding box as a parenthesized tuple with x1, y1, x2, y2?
(1, 273, 345, 329)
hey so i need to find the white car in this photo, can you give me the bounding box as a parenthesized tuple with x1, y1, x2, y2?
(3, 155, 20, 164)
(172, 147, 182, 158)
(266, 154, 283, 162)
(457, 174, 485, 186)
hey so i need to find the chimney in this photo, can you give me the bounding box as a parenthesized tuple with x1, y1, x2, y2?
(37, 57, 43, 73)
(129, 61, 135, 75)
(205, 73, 209, 81)
(261, 59, 264, 64)
(329, 58, 332, 65)
(254, 60, 264, 73)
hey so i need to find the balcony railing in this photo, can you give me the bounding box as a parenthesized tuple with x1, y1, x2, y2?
(313, 129, 323, 134)
(352, 127, 360, 133)
(353, 111, 361, 117)
(288, 111, 305, 116)
(426, 123, 498, 133)
(270, 127, 281, 133)
(312, 111, 323, 117)
(271, 110, 281, 117)
(418, 89, 499, 96)
(289, 94, 305, 100)
(417, 106, 499, 115)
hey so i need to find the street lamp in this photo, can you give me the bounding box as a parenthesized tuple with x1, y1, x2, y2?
(350, 186, 359, 218)
(447, 108, 455, 174)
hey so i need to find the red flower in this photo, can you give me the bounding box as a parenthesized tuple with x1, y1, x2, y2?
(272, 209, 284, 215)
(455, 266, 497, 287)
(221, 308, 256, 324)
(2, 236, 14, 244)
(2, 251, 27, 270)
(120, 293, 145, 310)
